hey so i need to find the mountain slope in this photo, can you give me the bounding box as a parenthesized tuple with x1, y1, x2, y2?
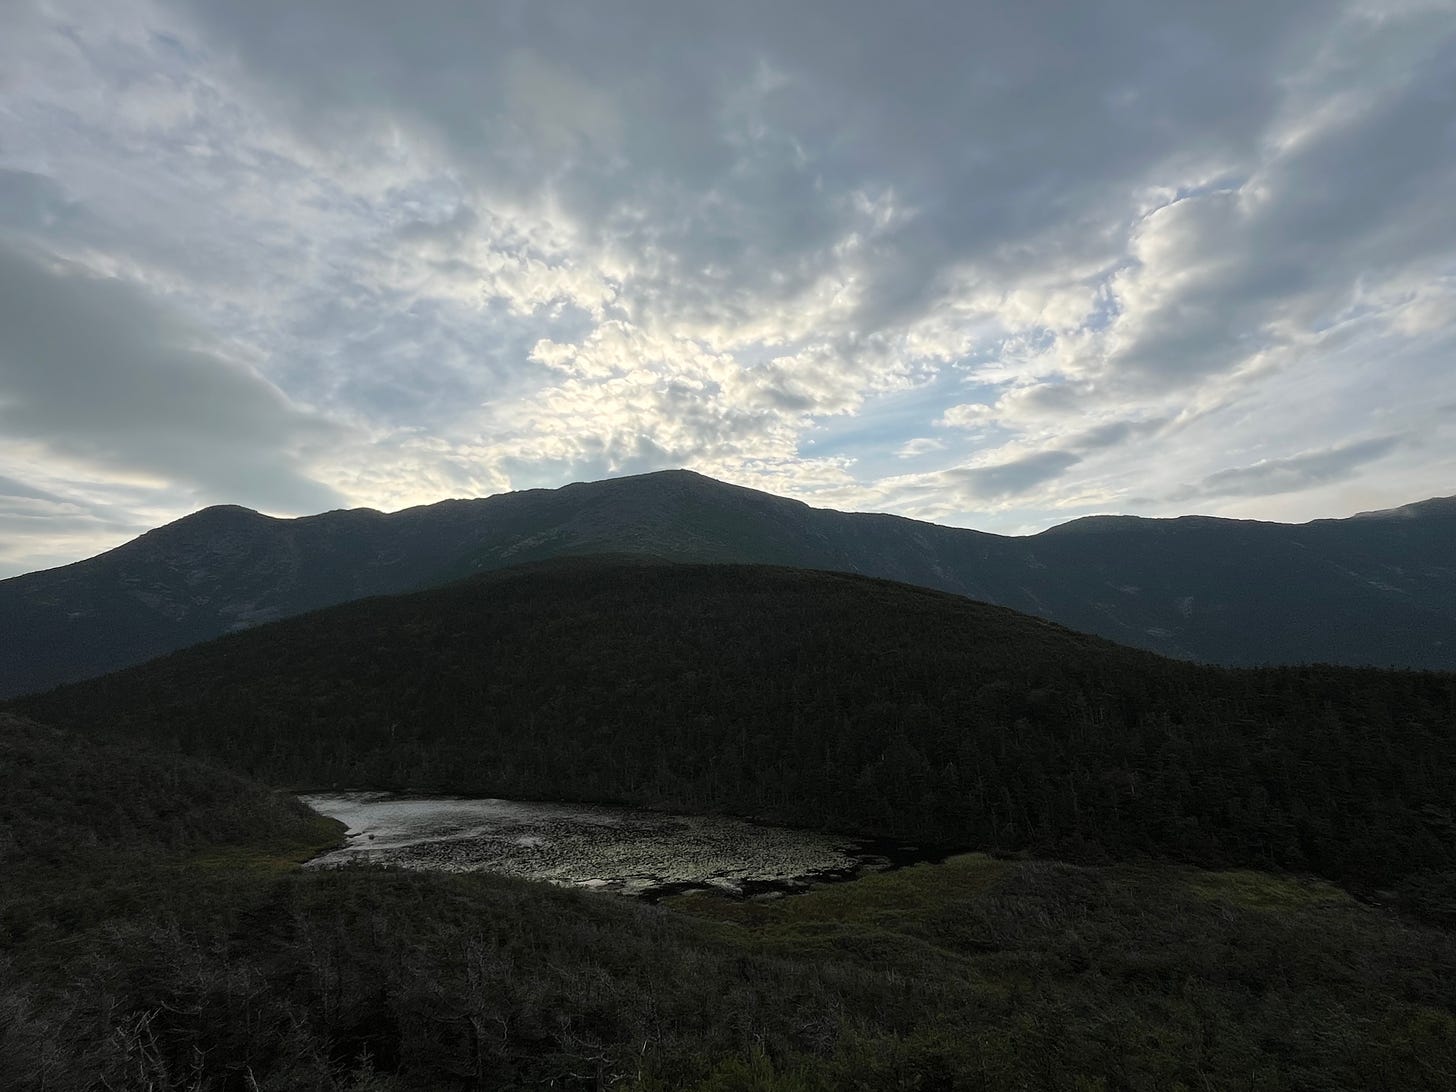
(438, 475, 1456, 669)
(21, 557, 1456, 892)
(0, 499, 505, 697)
(3, 470, 1454, 696)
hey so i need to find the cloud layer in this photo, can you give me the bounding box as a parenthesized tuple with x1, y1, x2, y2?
(1, 0, 1452, 574)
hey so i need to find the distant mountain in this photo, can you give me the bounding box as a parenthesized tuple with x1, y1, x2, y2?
(20, 557, 1456, 891)
(2, 470, 1453, 696)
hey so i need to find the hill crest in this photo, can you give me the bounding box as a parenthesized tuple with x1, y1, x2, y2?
(2, 469, 1454, 696)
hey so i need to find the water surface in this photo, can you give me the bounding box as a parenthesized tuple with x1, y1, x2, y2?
(302, 792, 931, 899)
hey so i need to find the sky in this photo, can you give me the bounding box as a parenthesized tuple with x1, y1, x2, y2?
(1, 0, 1454, 577)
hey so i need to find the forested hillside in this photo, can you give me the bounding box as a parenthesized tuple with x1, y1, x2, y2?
(0, 711, 331, 871)
(0, 710, 340, 959)
(23, 558, 1456, 894)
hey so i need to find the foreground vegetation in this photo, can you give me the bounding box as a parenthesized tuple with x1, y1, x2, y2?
(7, 830, 1456, 1089)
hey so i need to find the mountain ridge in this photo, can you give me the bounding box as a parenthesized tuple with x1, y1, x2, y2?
(2, 469, 1453, 696)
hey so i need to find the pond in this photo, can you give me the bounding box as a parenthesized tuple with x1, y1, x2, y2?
(301, 792, 947, 900)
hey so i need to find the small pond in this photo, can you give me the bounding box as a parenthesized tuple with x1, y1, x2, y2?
(301, 792, 946, 900)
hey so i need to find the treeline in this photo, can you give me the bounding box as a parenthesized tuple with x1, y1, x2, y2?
(21, 559, 1456, 891)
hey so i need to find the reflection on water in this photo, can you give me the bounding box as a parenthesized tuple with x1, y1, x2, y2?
(301, 792, 930, 900)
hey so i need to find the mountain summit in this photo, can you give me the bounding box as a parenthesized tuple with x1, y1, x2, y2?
(3, 470, 1454, 695)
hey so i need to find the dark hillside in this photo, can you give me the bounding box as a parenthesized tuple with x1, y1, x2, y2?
(22, 558, 1456, 891)
(0, 711, 340, 956)
(3, 471, 1453, 698)
(0, 499, 504, 697)
(0, 711, 327, 865)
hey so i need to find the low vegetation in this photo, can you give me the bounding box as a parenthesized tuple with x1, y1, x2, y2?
(7, 831, 1456, 1090)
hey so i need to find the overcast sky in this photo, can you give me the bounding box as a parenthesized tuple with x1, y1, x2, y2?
(2, 1, 1454, 576)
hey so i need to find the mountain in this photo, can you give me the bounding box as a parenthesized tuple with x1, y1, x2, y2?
(21, 557, 1456, 891)
(0, 498, 515, 698)
(3, 470, 1454, 696)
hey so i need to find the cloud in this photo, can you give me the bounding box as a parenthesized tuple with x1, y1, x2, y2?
(0, 241, 345, 513)
(166, 2, 1324, 339)
(0, 474, 66, 504)
(1069, 417, 1170, 452)
(1169, 436, 1404, 503)
(1093, 10, 1456, 391)
(947, 451, 1083, 503)
(0, 0, 1452, 571)
(0, 170, 89, 236)
(895, 438, 945, 459)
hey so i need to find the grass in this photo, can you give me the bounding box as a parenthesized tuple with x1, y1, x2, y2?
(669, 853, 1008, 930)
(1182, 866, 1353, 911)
(650, 851, 1456, 1091)
(664, 854, 1015, 994)
(10, 828, 1456, 1091)
(187, 813, 347, 873)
